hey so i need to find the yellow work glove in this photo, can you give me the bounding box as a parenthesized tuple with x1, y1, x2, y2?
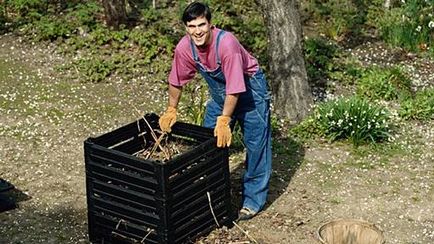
(159, 106, 177, 132)
(214, 115, 232, 148)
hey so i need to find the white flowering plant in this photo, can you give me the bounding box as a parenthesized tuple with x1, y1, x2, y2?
(378, 0, 434, 53)
(314, 96, 392, 146)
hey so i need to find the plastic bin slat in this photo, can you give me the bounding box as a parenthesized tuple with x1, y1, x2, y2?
(172, 177, 226, 212)
(170, 122, 213, 142)
(166, 140, 216, 173)
(172, 168, 225, 203)
(92, 180, 156, 212)
(171, 187, 225, 218)
(110, 136, 149, 156)
(92, 197, 159, 228)
(92, 195, 159, 222)
(89, 145, 156, 174)
(92, 179, 156, 205)
(92, 213, 159, 244)
(89, 154, 156, 179)
(89, 153, 155, 180)
(174, 204, 228, 242)
(87, 161, 157, 187)
(90, 114, 159, 147)
(93, 222, 158, 244)
(172, 189, 226, 227)
(170, 155, 224, 193)
(89, 171, 155, 196)
(172, 187, 226, 219)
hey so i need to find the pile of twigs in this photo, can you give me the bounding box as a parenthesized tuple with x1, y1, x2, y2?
(131, 112, 193, 162)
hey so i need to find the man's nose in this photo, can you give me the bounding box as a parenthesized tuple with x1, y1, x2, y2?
(194, 26, 202, 33)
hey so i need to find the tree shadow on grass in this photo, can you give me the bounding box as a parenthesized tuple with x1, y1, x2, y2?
(228, 134, 306, 215)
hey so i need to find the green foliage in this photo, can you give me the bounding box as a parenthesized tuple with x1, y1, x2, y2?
(303, 37, 366, 87)
(305, 0, 434, 55)
(0, 4, 6, 32)
(356, 66, 412, 101)
(207, 0, 267, 64)
(377, 0, 434, 52)
(6, 0, 46, 21)
(74, 56, 116, 83)
(33, 15, 73, 41)
(180, 80, 208, 126)
(304, 37, 339, 82)
(231, 123, 245, 150)
(67, 2, 100, 29)
(399, 87, 434, 120)
(314, 96, 392, 146)
(307, 0, 368, 40)
(3, 0, 265, 82)
(288, 116, 321, 141)
(327, 57, 365, 85)
(24, 2, 102, 41)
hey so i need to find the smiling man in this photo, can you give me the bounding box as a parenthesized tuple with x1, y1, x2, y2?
(159, 1, 272, 221)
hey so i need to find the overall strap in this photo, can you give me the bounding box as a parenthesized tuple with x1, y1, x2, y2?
(189, 30, 226, 64)
(215, 30, 225, 66)
(215, 30, 226, 65)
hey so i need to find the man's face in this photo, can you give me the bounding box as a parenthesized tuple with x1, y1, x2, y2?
(185, 15, 212, 47)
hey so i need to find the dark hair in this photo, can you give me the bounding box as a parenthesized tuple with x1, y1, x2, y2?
(182, 2, 211, 24)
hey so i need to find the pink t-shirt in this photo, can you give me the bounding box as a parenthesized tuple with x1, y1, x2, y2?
(168, 27, 259, 94)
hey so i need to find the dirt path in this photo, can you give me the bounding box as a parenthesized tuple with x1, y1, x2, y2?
(1, 34, 434, 244)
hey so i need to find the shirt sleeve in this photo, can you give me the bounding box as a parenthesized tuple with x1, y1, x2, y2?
(168, 39, 197, 87)
(220, 34, 247, 95)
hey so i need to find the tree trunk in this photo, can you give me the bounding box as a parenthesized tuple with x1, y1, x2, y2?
(256, 0, 313, 123)
(102, 0, 127, 29)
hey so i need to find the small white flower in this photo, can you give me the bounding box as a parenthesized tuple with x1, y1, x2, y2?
(429, 21, 434, 29)
(401, 0, 405, 3)
(416, 25, 422, 32)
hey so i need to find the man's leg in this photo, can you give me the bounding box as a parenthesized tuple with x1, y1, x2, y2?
(239, 100, 272, 214)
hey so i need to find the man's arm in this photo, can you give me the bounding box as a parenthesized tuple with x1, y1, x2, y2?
(168, 83, 183, 108)
(222, 94, 239, 116)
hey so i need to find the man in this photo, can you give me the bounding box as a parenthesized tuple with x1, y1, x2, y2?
(159, 1, 271, 221)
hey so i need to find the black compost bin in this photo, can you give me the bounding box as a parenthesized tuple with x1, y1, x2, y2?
(84, 113, 234, 244)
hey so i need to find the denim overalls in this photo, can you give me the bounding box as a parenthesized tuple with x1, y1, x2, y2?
(190, 30, 272, 213)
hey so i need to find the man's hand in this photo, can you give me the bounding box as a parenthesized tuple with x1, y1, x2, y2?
(214, 115, 232, 147)
(159, 106, 177, 132)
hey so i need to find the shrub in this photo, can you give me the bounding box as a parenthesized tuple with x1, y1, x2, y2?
(66, 2, 101, 29)
(307, 0, 367, 41)
(33, 15, 73, 41)
(74, 56, 115, 83)
(26, 2, 103, 41)
(288, 116, 321, 141)
(314, 96, 392, 146)
(304, 37, 339, 82)
(399, 87, 434, 120)
(356, 66, 412, 101)
(0, 4, 6, 32)
(328, 57, 365, 86)
(6, 0, 47, 21)
(207, 0, 267, 64)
